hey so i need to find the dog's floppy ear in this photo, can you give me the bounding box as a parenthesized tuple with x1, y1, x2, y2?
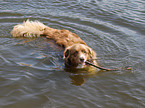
(63, 49, 70, 59)
(65, 49, 69, 57)
(88, 47, 96, 58)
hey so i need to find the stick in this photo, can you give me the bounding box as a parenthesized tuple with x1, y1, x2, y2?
(85, 61, 131, 71)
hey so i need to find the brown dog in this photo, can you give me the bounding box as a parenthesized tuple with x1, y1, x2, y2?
(11, 20, 98, 69)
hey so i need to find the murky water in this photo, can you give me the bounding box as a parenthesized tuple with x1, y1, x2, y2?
(0, 0, 145, 108)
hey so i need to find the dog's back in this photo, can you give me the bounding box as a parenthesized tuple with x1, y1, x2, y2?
(11, 20, 86, 47)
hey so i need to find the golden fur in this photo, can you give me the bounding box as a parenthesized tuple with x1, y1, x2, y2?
(11, 20, 98, 68)
(63, 44, 97, 68)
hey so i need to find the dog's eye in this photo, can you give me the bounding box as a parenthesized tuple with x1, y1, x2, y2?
(74, 51, 78, 56)
(84, 51, 87, 54)
(82, 50, 87, 54)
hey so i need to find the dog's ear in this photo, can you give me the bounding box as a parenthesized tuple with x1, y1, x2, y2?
(63, 49, 69, 59)
(88, 47, 96, 58)
(65, 49, 69, 57)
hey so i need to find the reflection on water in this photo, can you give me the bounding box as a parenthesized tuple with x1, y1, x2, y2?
(0, 0, 145, 108)
(65, 67, 98, 86)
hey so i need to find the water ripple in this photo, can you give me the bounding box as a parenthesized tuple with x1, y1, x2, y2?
(0, 0, 145, 108)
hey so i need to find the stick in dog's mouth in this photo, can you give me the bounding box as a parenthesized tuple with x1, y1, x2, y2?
(85, 61, 132, 71)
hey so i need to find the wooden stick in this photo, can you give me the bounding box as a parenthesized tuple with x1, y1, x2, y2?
(85, 61, 131, 71)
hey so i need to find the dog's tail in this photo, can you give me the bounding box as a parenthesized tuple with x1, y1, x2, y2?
(11, 20, 47, 37)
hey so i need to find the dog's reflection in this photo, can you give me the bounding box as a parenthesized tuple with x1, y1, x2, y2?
(65, 67, 101, 86)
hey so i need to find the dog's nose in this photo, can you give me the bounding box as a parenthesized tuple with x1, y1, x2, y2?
(80, 57, 85, 62)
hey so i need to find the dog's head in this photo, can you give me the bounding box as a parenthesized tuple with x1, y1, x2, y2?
(63, 44, 97, 68)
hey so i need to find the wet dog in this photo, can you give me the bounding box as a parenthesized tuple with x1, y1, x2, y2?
(11, 20, 98, 68)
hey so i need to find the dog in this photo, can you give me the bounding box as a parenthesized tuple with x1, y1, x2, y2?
(11, 20, 98, 69)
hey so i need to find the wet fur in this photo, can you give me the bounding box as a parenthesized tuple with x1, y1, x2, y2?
(11, 20, 98, 68)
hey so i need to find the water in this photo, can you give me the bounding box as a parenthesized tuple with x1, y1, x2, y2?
(0, 0, 145, 107)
